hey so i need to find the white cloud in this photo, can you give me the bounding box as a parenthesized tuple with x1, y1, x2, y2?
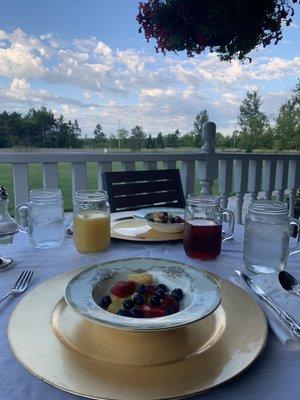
(94, 41, 112, 58)
(0, 27, 298, 135)
(251, 57, 300, 80)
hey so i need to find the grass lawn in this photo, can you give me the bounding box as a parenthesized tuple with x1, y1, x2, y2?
(0, 161, 218, 214)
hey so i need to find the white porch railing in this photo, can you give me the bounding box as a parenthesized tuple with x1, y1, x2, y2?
(0, 122, 299, 224)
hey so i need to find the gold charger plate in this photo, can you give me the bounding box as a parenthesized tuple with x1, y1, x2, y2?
(8, 267, 267, 400)
(111, 218, 183, 241)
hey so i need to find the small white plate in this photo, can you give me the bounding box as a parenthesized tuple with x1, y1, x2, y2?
(65, 258, 221, 332)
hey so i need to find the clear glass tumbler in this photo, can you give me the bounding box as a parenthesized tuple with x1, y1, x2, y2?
(244, 200, 300, 273)
(183, 194, 235, 260)
(15, 189, 65, 249)
(73, 190, 110, 254)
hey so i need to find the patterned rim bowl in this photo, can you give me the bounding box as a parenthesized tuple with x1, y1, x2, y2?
(65, 258, 222, 332)
(144, 213, 184, 233)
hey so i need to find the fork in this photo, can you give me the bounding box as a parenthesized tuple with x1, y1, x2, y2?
(0, 270, 34, 304)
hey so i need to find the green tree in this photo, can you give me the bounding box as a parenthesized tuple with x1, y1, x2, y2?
(194, 110, 209, 147)
(0, 111, 22, 147)
(25, 107, 56, 147)
(156, 131, 164, 148)
(130, 125, 146, 152)
(117, 127, 129, 148)
(165, 129, 180, 148)
(274, 85, 300, 150)
(237, 91, 271, 152)
(94, 123, 107, 148)
(179, 131, 195, 147)
(108, 134, 119, 148)
(146, 134, 156, 149)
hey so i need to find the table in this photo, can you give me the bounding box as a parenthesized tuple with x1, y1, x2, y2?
(1, 222, 300, 400)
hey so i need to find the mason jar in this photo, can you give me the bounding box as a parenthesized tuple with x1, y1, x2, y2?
(183, 194, 235, 260)
(73, 190, 110, 254)
(15, 189, 65, 249)
(244, 200, 300, 273)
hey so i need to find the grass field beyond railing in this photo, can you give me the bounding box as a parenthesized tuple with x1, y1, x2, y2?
(0, 162, 217, 214)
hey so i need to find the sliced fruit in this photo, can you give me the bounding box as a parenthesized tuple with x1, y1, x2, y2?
(162, 294, 179, 312)
(141, 305, 165, 318)
(144, 284, 155, 295)
(111, 281, 137, 298)
(107, 298, 124, 314)
(127, 273, 153, 285)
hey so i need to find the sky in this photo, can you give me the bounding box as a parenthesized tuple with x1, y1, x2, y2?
(0, 0, 300, 137)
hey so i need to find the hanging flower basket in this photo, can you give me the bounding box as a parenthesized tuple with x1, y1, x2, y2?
(137, 0, 299, 61)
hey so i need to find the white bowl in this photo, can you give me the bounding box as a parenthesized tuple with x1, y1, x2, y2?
(145, 212, 184, 233)
(65, 258, 221, 332)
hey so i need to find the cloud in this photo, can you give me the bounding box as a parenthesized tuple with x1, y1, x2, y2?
(251, 57, 300, 80)
(0, 27, 298, 135)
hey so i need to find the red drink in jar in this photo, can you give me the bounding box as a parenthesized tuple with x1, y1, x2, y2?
(183, 219, 222, 260)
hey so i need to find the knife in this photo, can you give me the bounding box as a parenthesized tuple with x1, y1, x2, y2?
(235, 270, 300, 338)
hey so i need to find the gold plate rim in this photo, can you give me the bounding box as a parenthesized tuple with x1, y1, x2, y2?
(8, 266, 268, 400)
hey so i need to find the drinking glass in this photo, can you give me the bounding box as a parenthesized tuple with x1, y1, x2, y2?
(244, 200, 300, 273)
(15, 189, 65, 249)
(73, 190, 110, 254)
(183, 194, 235, 260)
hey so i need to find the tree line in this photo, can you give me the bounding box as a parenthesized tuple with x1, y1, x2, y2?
(0, 82, 299, 151)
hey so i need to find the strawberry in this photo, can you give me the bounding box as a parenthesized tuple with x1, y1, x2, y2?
(161, 294, 179, 312)
(144, 284, 155, 295)
(141, 305, 165, 318)
(111, 281, 136, 298)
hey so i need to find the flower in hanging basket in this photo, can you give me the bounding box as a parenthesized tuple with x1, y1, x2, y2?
(137, 0, 299, 61)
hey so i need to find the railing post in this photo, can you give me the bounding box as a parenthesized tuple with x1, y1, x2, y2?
(218, 159, 233, 208)
(197, 122, 218, 195)
(287, 160, 300, 218)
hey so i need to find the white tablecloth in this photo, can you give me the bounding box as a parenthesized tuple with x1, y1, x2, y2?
(1, 222, 300, 400)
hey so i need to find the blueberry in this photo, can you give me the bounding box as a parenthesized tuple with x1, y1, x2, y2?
(161, 217, 168, 223)
(165, 308, 174, 316)
(150, 296, 161, 307)
(133, 294, 144, 305)
(155, 289, 165, 299)
(129, 308, 143, 318)
(171, 288, 184, 301)
(117, 309, 131, 317)
(175, 216, 183, 223)
(170, 217, 175, 223)
(100, 295, 111, 308)
(163, 212, 168, 217)
(156, 284, 168, 292)
(136, 284, 146, 295)
(123, 299, 134, 310)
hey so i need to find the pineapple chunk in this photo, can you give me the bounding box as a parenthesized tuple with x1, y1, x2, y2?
(107, 298, 124, 314)
(127, 273, 153, 285)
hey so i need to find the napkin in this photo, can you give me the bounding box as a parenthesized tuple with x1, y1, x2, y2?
(231, 272, 300, 351)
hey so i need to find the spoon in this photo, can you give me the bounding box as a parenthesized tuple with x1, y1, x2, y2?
(278, 271, 300, 297)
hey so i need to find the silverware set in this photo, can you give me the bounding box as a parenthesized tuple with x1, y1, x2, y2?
(0, 270, 34, 304)
(235, 269, 300, 338)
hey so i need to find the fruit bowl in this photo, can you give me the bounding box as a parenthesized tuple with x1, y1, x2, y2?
(65, 258, 221, 332)
(145, 211, 184, 233)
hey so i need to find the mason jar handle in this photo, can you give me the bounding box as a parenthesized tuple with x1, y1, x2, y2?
(14, 203, 29, 232)
(222, 209, 235, 242)
(289, 218, 300, 256)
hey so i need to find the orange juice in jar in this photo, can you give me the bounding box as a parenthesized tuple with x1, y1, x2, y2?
(73, 191, 110, 254)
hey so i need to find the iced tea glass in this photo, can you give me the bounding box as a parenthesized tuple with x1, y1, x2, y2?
(183, 194, 235, 260)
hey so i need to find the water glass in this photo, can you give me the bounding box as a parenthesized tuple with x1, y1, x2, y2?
(183, 194, 235, 260)
(15, 189, 65, 249)
(244, 200, 300, 273)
